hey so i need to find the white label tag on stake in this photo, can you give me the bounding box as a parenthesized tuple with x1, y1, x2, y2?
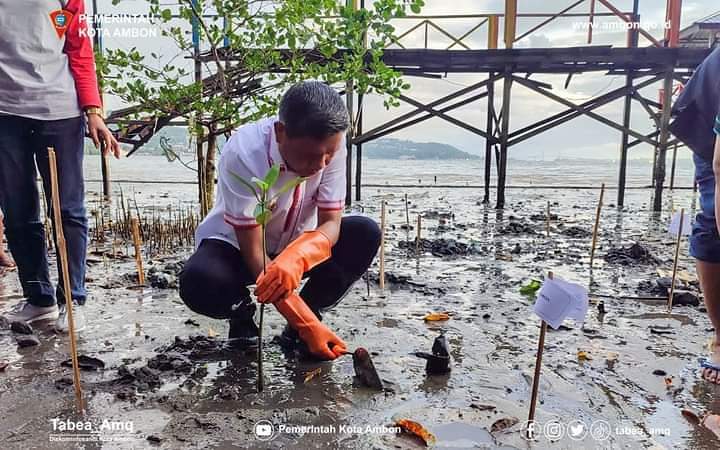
(533, 277, 589, 330)
(668, 211, 692, 237)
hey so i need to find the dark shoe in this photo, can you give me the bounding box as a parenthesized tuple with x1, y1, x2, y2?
(277, 324, 320, 359)
(277, 324, 301, 349)
(228, 299, 259, 347)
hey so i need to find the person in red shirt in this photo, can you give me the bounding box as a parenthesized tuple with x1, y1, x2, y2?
(0, 0, 120, 332)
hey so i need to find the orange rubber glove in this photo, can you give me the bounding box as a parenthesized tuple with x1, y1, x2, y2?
(274, 292, 347, 360)
(255, 230, 332, 304)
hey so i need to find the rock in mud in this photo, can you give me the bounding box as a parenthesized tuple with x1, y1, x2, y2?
(110, 365, 163, 393)
(16, 334, 40, 347)
(638, 277, 673, 296)
(61, 355, 106, 371)
(147, 351, 192, 373)
(157, 335, 224, 359)
(530, 212, 558, 221)
(422, 210, 453, 220)
(0, 316, 10, 330)
(10, 321, 33, 335)
(490, 417, 519, 433)
(499, 221, 536, 235)
(148, 268, 175, 289)
(54, 377, 74, 389)
(604, 243, 659, 265)
(672, 290, 700, 307)
(560, 226, 591, 238)
(400, 238, 480, 257)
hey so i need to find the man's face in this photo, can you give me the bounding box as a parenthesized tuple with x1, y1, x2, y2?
(275, 122, 344, 177)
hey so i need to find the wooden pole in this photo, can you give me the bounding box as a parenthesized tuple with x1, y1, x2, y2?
(589, 183, 605, 268)
(484, 72, 495, 204)
(379, 201, 386, 291)
(496, 69, 512, 209)
(405, 193, 410, 230)
(653, 72, 674, 212)
(131, 217, 145, 285)
(528, 271, 552, 432)
(416, 214, 422, 256)
(617, 0, 640, 208)
(504, 0, 517, 49)
(546, 201, 551, 237)
(587, 0, 596, 44)
(667, 208, 684, 313)
(47, 148, 84, 414)
(670, 143, 678, 190)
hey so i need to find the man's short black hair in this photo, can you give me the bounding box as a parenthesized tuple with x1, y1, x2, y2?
(278, 81, 349, 139)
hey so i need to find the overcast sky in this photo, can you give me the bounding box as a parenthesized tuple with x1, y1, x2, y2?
(98, 0, 718, 161)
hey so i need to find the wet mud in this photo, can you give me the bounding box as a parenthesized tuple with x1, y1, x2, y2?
(0, 187, 717, 449)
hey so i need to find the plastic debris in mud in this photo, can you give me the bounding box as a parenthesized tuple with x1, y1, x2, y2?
(352, 347, 383, 390)
(414, 334, 451, 375)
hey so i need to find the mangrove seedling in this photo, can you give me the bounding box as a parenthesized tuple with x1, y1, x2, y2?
(230, 164, 304, 392)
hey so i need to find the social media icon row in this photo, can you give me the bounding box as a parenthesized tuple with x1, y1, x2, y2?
(522, 419, 612, 441)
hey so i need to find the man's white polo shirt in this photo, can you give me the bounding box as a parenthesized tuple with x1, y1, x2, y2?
(195, 116, 346, 256)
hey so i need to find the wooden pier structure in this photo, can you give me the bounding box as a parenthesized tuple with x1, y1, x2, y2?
(106, 0, 716, 211)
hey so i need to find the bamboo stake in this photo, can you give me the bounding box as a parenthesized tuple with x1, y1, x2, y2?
(379, 201, 386, 291)
(589, 183, 605, 268)
(416, 215, 422, 256)
(667, 208, 685, 313)
(404, 193, 410, 230)
(546, 201, 551, 237)
(527, 271, 553, 436)
(47, 148, 84, 414)
(131, 217, 145, 285)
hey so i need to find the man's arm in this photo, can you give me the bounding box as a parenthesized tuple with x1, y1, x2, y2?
(316, 209, 342, 246)
(234, 226, 271, 281)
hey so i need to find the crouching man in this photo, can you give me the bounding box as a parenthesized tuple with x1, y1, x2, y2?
(179, 81, 381, 360)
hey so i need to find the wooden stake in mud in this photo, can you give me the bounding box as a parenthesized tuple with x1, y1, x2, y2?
(131, 217, 145, 285)
(379, 201, 386, 291)
(404, 193, 410, 230)
(47, 147, 84, 414)
(589, 183, 605, 268)
(527, 271, 552, 435)
(546, 201, 551, 237)
(667, 208, 685, 313)
(416, 214, 422, 257)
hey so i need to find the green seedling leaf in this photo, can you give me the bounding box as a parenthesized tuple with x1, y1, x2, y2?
(255, 209, 271, 226)
(264, 164, 280, 189)
(251, 177, 269, 192)
(520, 279, 542, 297)
(253, 203, 265, 220)
(273, 176, 306, 198)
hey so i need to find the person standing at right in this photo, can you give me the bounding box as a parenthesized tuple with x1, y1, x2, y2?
(670, 46, 720, 383)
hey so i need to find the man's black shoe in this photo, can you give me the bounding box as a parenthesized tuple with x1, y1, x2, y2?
(228, 299, 259, 347)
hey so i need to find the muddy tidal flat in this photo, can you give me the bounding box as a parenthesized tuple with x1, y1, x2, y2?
(1, 168, 717, 449)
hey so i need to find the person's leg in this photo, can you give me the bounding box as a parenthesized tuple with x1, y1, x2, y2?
(179, 238, 258, 341)
(0, 210, 15, 268)
(33, 116, 88, 306)
(689, 153, 720, 383)
(0, 115, 56, 308)
(277, 215, 380, 350)
(300, 215, 382, 316)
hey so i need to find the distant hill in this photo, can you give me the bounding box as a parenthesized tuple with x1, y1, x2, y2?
(363, 138, 479, 160)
